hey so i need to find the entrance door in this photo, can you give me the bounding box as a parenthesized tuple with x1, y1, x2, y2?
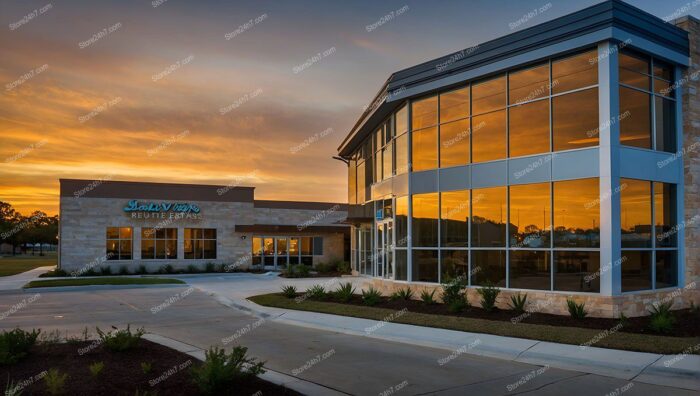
(375, 220, 394, 279)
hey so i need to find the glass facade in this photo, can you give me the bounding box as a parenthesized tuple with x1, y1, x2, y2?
(252, 236, 317, 267)
(345, 44, 681, 295)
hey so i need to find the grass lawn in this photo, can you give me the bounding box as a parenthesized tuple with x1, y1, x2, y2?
(249, 293, 700, 355)
(0, 255, 56, 276)
(24, 277, 185, 288)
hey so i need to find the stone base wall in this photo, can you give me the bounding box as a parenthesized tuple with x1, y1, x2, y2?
(367, 278, 698, 318)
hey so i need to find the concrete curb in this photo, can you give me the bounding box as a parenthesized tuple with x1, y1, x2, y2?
(143, 333, 348, 395)
(203, 290, 700, 391)
(24, 283, 188, 293)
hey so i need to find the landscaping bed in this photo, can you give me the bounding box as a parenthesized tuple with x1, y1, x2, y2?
(250, 289, 700, 354)
(0, 327, 300, 395)
(24, 277, 185, 288)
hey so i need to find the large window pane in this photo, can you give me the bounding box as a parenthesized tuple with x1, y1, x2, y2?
(382, 143, 393, 179)
(412, 126, 437, 171)
(552, 50, 598, 94)
(395, 250, 408, 281)
(655, 250, 677, 289)
(472, 110, 506, 162)
(441, 250, 468, 283)
(621, 179, 652, 248)
(509, 183, 551, 248)
(655, 97, 676, 153)
(395, 133, 408, 175)
(357, 161, 366, 203)
(509, 63, 549, 104)
(553, 178, 600, 248)
(412, 250, 438, 282)
(440, 119, 470, 167)
(554, 251, 600, 292)
(412, 193, 438, 247)
(655, 183, 677, 247)
(348, 159, 357, 204)
(412, 96, 438, 130)
(441, 190, 469, 247)
(472, 75, 506, 115)
(509, 250, 550, 290)
(396, 105, 408, 135)
(395, 196, 408, 247)
(471, 187, 506, 247)
(619, 87, 651, 149)
(440, 86, 469, 123)
(621, 251, 652, 292)
(509, 99, 550, 157)
(553, 88, 599, 151)
(619, 52, 650, 91)
(471, 250, 506, 287)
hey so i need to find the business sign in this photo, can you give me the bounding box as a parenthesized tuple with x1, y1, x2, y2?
(123, 200, 202, 219)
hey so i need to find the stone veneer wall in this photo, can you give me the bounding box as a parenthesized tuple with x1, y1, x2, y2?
(675, 16, 700, 311)
(368, 279, 696, 318)
(59, 195, 348, 273)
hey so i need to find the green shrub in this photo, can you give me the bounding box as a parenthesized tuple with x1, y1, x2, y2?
(205, 262, 216, 273)
(186, 264, 200, 274)
(508, 293, 528, 313)
(420, 289, 437, 305)
(285, 264, 310, 278)
(96, 325, 144, 352)
(477, 284, 500, 312)
(136, 265, 148, 275)
(281, 285, 297, 298)
(84, 269, 98, 276)
(334, 282, 355, 302)
(441, 278, 466, 305)
(140, 361, 152, 374)
(88, 361, 104, 377)
(190, 346, 265, 395)
(99, 266, 112, 276)
(361, 287, 382, 306)
(307, 285, 327, 300)
(118, 266, 130, 276)
(40, 268, 68, 277)
(159, 264, 175, 274)
(44, 368, 68, 395)
(448, 299, 468, 313)
(566, 298, 588, 319)
(648, 302, 675, 333)
(314, 262, 335, 273)
(337, 261, 351, 273)
(5, 378, 20, 396)
(0, 328, 40, 365)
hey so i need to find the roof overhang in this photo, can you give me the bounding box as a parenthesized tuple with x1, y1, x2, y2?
(337, 0, 690, 158)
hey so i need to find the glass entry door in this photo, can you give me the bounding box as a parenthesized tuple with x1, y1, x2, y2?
(375, 220, 394, 279)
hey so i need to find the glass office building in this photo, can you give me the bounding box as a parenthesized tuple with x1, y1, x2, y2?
(338, 1, 696, 317)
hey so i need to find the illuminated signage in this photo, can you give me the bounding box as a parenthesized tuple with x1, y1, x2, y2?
(123, 200, 202, 219)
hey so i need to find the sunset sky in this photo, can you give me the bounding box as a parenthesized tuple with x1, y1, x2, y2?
(1, 0, 697, 216)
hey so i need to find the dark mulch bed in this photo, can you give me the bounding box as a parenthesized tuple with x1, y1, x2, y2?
(0, 340, 300, 396)
(313, 294, 700, 337)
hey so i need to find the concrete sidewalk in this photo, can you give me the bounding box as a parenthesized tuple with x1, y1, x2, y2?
(0, 266, 54, 291)
(198, 284, 700, 392)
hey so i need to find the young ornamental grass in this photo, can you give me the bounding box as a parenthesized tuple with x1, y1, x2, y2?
(0, 328, 41, 365)
(477, 284, 500, 312)
(420, 289, 437, 305)
(508, 293, 528, 313)
(96, 325, 144, 352)
(44, 368, 68, 396)
(334, 282, 356, 303)
(88, 361, 104, 377)
(390, 287, 414, 301)
(190, 346, 265, 395)
(441, 279, 468, 312)
(647, 302, 676, 333)
(566, 298, 588, 319)
(306, 284, 327, 300)
(281, 285, 297, 299)
(361, 286, 383, 306)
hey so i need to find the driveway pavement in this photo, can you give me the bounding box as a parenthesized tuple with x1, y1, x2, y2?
(0, 272, 697, 395)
